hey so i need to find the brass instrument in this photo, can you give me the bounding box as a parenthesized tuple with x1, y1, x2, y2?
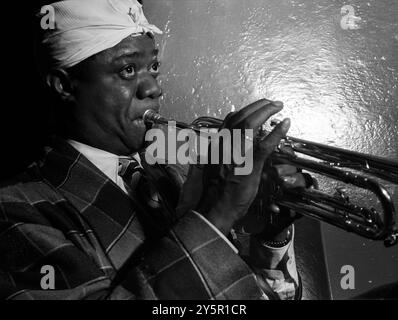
(143, 110, 398, 247)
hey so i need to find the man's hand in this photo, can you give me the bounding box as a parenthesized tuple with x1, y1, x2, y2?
(195, 99, 291, 236)
(237, 161, 309, 242)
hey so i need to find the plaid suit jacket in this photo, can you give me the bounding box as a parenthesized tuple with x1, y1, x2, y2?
(0, 137, 275, 300)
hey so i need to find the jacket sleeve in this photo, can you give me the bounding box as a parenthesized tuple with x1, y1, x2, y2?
(0, 203, 265, 300)
(175, 164, 301, 300)
(191, 210, 301, 300)
(231, 226, 302, 300)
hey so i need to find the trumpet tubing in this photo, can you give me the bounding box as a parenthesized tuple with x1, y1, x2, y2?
(142, 110, 398, 247)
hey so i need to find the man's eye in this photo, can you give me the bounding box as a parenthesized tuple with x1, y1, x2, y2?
(149, 61, 160, 74)
(120, 66, 135, 79)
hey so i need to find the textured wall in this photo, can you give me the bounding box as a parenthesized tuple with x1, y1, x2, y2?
(144, 0, 398, 299)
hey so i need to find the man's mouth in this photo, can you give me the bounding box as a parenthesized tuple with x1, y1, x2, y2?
(140, 107, 159, 127)
(129, 106, 159, 131)
(132, 117, 153, 131)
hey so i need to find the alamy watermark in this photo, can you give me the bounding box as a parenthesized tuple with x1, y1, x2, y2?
(144, 122, 255, 176)
(340, 265, 355, 290)
(40, 5, 55, 30)
(340, 5, 362, 30)
(40, 265, 55, 290)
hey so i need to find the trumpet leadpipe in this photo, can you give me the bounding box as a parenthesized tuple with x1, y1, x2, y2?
(143, 109, 207, 134)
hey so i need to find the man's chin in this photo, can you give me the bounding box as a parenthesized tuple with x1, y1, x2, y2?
(123, 136, 146, 156)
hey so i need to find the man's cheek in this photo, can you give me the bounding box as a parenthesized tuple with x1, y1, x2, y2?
(117, 84, 135, 102)
(113, 93, 137, 120)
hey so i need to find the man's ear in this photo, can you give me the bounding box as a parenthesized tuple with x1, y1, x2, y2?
(45, 69, 76, 102)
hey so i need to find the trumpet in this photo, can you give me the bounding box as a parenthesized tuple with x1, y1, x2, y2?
(143, 110, 398, 247)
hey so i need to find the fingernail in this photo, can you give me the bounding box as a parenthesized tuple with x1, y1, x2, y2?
(273, 101, 284, 108)
(282, 118, 291, 130)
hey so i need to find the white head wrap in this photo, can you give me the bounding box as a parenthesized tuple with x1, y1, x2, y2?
(40, 0, 162, 69)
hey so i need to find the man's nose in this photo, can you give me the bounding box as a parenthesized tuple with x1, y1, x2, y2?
(136, 72, 162, 100)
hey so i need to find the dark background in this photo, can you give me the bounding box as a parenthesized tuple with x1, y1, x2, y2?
(0, 2, 51, 180)
(0, 0, 397, 299)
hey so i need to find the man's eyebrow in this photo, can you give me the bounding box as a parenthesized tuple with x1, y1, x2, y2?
(112, 49, 159, 63)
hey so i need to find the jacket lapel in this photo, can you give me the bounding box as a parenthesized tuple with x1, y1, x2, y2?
(39, 137, 146, 270)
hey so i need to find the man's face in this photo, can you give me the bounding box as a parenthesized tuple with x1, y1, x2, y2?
(69, 34, 162, 155)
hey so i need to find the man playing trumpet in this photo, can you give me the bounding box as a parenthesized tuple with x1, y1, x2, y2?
(0, 0, 313, 300)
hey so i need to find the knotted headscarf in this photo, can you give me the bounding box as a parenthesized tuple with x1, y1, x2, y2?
(39, 0, 162, 69)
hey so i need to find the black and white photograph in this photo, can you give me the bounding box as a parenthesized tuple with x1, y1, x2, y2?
(0, 0, 397, 305)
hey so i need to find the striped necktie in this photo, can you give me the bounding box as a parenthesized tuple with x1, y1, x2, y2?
(117, 157, 167, 239)
(118, 157, 161, 209)
(118, 157, 143, 191)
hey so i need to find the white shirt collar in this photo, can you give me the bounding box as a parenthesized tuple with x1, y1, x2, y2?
(67, 139, 141, 193)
